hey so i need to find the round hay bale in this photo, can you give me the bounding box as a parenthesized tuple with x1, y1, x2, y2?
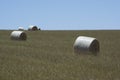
(38, 28, 41, 30)
(18, 27, 24, 30)
(10, 31, 27, 40)
(28, 25, 38, 31)
(73, 36, 99, 55)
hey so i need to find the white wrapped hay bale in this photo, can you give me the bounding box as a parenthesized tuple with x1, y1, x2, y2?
(10, 31, 27, 40)
(18, 27, 24, 30)
(73, 36, 99, 54)
(28, 25, 38, 31)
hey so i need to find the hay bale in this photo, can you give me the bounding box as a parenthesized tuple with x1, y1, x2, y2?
(28, 25, 38, 31)
(73, 36, 99, 55)
(38, 28, 41, 30)
(18, 27, 24, 30)
(10, 31, 27, 40)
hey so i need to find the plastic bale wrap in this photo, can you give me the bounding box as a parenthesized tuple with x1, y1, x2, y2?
(28, 25, 38, 31)
(10, 31, 27, 40)
(73, 36, 100, 55)
(18, 27, 24, 30)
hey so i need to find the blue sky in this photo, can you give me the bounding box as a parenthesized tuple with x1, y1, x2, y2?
(0, 0, 120, 30)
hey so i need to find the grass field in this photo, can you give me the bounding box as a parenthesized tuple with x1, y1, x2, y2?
(0, 30, 120, 80)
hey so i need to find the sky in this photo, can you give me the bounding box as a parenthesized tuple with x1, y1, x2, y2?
(0, 0, 120, 30)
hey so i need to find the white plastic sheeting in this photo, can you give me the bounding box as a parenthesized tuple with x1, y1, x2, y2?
(10, 31, 27, 40)
(73, 36, 99, 54)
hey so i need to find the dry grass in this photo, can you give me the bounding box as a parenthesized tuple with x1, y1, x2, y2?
(0, 30, 120, 80)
